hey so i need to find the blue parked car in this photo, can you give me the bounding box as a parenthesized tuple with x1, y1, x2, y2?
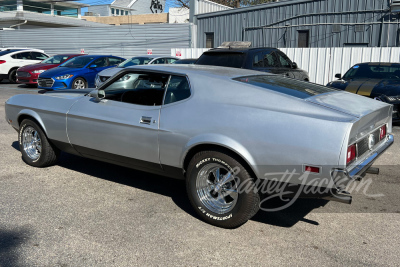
(38, 55, 125, 90)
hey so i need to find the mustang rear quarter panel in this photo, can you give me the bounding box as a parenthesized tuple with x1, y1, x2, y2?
(159, 75, 355, 186)
(5, 94, 80, 143)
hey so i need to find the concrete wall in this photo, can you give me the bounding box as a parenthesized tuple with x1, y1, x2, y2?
(83, 13, 168, 25)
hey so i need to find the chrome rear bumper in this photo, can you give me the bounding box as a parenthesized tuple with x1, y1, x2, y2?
(348, 134, 394, 179)
(330, 134, 393, 191)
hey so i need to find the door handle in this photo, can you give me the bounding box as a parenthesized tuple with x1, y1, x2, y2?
(140, 116, 152, 125)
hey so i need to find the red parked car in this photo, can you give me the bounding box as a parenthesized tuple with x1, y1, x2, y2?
(16, 54, 85, 85)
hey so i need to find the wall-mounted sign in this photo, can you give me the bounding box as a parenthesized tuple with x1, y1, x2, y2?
(176, 51, 182, 57)
(150, 0, 163, 13)
(81, 48, 85, 54)
(147, 49, 153, 55)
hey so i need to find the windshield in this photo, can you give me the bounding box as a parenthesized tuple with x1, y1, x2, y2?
(42, 55, 73, 64)
(61, 56, 95, 68)
(343, 64, 400, 80)
(234, 75, 337, 99)
(118, 57, 152, 68)
(196, 53, 245, 68)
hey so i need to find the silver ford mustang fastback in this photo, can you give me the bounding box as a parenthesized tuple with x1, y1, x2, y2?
(5, 65, 394, 228)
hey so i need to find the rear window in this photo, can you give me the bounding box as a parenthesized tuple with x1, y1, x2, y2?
(196, 52, 245, 68)
(343, 64, 400, 80)
(234, 75, 337, 99)
(0, 49, 22, 56)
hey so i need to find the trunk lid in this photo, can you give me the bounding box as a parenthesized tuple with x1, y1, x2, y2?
(306, 91, 391, 119)
(307, 91, 392, 151)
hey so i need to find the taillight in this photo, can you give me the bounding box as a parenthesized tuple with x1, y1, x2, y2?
(379, 125, 387, 140)
(305, 165, 320, 173)
(347, 144, 356, 164)
(0, 60, 6, 64)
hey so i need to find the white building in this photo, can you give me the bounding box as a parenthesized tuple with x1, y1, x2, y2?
(168, 7, 189, 24)
(87, 0, 166, 17)
(0, 0, 108, 29)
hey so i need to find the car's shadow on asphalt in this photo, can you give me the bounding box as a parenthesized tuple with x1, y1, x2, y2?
(0, 227, 32, 267)
(11, 141, 325, 228)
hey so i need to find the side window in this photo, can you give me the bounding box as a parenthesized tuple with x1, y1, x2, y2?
(276, 52, 292, 68)
(60, 56, 70, 63)
(92, 57, 108, 67)
(253, 52, 264, 68)
(263, 52, 280, 67)
(108, 57, 123, 66)
(166, 58, 177, 64)
(152, 58, 166, 64)
(32, 52, 48, 60)
(104, 72, 169, 106)
(164, 75, 191, 105)
(12, 52, 32, 60)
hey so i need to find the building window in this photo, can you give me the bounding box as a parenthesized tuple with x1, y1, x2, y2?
(206, 33, 214, 48)
(125, 11, 129, 15)
(116, 9, 120, 15)
(111, 8, 115, 15)
(298, 30, 309, 48)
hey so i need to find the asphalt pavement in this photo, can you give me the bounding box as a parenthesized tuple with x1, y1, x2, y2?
(0, 81, 399, 267)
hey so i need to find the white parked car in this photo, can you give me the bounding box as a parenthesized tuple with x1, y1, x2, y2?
(0, 48, 49, 83)
(0, 47, 31, 51)
(95, 55, 179, 87)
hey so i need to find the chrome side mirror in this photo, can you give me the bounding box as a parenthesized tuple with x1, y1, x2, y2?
(89, 89, 105, 102)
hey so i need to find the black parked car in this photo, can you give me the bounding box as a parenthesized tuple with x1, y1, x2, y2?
(196, 47, 309, 81)
(173, 58, 197, 64)
(327, 62, 400, 121)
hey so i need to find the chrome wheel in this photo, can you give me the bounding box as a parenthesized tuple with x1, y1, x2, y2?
(22, 126, 41, 160)
(73, 79, 86, 89)
(196, 163, 239, 214)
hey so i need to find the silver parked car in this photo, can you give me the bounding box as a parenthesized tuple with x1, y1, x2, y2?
(95, 55, 179, 87)
(5, 65, 393, 228)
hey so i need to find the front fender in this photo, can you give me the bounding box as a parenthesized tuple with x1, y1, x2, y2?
(17, 109, 48, 134)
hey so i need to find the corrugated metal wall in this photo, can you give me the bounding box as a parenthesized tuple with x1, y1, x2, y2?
(196, 0, 398, 48)
(171, 47, 400, 85)
(0, 24, 190, 57)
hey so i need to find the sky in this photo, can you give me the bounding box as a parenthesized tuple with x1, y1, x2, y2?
(76, 0, 174, 14)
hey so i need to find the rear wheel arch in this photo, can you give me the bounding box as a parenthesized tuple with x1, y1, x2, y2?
(8, 67, 19, 83)
(182, 144, 258, 181)
(8, 66, 19, 74)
